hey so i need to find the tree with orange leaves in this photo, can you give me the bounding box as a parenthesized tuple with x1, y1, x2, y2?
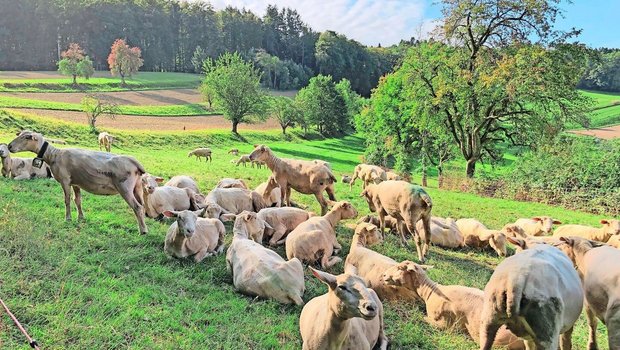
(107, 39, 143, 85)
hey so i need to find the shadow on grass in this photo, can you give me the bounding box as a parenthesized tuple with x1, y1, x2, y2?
(270, 146, 359, 168)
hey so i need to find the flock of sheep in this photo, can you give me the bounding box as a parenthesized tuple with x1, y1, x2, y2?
(2, 130, 620, 349)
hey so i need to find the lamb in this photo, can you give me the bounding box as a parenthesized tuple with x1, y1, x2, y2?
(0, 143, 52, 180)
(163, 209, 225, 262)
(350, 164, 387, 190)
(382, 261, 525, 349)
(417, 216, 464, 249)
(141, 174, 199, 219)
(226, 211, 305, 305)
(553, 219, 620, 242)
(479, 242, 583, 350)
(254, 176, 281, 207)
(361, 181, 433, 262)
(511, 216, 562, 236)
(199, 187, 266, 221)
(456, 218, 507, 257)
(215, 178, 248, 189)
(164, 175, 200, 194)
(235, 155, 252, 167)
(98, 132, 114, 152)
(559, 236, 620, 349)
(249, 145, 337, 215)
(228, 148, 239, 156)
(344, 223, 418, 301)
(300, 268, 388, 350)
(256, 207, 313, 246)
(7, 131, 149, 234)
(285, 201, 358, 269)
(188, 148, 212, 162)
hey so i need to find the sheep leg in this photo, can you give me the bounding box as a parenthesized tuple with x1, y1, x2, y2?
(208, 155, 212, 163)
(398, 220, 411, 247)
(376, 308, 388, 350)
(60, 181, 73, 221)
(117, 178, 148, 235)
(606, 304, 620, 350)
(12, 173, 30, 180)
(559, 326, 574, 350)
(314, 193, 328, 216)
(321, 254, 342, 269)
(414, 215, 432, 259)
(479, 319, 500, 350)
(325, 183, 336, 202)
(285, 185, 293, 207)
(194, 249, 213, 262)
(72, 186, 84, 220)
(585, 305, 598, 349)
(269, 225, 287, 246)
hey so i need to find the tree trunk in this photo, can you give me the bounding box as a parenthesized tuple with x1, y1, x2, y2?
(437, 159, 444, 189)
(466, 158, 477, 178)
(232, 120, 239, 134)
(120, 73, 126, 86)
(421, 155, 428, 187)
(281, 125, 287, 135)
(72, 74, 77, 85)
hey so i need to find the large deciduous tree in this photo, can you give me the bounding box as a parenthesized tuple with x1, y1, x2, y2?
(269, 96, 302, 135)
(107, 39, 144, 85)
(57, 43, 94, 85)
(296, 75, 349, 136)
(201, 52, 268, 133)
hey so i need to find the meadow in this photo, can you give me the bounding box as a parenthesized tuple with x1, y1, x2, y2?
(0, 110, 612, 349)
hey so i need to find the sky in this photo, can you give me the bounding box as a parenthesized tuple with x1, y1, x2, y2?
(205, 0, 620, 48)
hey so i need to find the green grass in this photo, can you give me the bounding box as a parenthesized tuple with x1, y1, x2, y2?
(581, 90, 620, 127)
(0, 72, 201, 92)
(0, 110, 611, 349)
(0, 95, 219, 117)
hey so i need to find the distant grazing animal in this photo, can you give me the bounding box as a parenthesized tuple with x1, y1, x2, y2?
(559, 236, 620, 349)
(98, 132, 115, 152)
(249, 145, 337, 215)
(510, 216, 561, 236)
(235, 155, 252, 167)
(0, 143, 52, 180)
(382, 261, 524, 349)
(228, 148, 239, 156)
(226, 211, 305, 305)
(188, 148, 212, 162)
(285, 201, 357, 269)
(350, 164, 387, 190)
(456, 218, 507, 257)
(163, 209, 225, 262)
(361, 181, 432, 262)
(7, 131, 148, 234)
(479, 241, 583, 350)
(164, 175, 200, 194)
(252, 160, 266, 169)
(553, 219, 620, 243)
(256, 207, 313, 246)
(300, 268, 388, 350)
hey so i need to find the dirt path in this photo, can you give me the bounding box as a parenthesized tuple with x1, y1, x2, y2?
(570, 125, 620, 139)
(0, 89, 203, 105)
(0, 71, 112, 79)
(6, 108, 280, 131)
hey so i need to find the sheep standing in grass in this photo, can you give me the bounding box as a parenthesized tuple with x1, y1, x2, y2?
(7, 131, 149, 234)
(188, 148, 212, 162)
(382, 261, 524, 349)
(226, 211, 305, 305)
(0, 143, 52, 179)
(163, 209, 225, 262)
(553, 219, 620, 242)
(98, 132, 115, 152)
(235, 155, 253, 167)
(350, 164, 387, 190)
(300, 268, 388, 350)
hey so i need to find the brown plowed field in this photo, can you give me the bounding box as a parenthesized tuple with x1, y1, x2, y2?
(569, 125, 620, 139)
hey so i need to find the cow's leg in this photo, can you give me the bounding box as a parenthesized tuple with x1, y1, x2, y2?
(117, 177, 148, 235)
(72, 186, 84, 220)
(60, 181, 72, 221)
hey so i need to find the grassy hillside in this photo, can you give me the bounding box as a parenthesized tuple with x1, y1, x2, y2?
(0, 110, 611, 349)
(0, 72, 202, 92)
(582, 90, 620, 127)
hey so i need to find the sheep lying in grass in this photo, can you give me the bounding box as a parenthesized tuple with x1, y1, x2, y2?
(553, 219, 620, 243)
(286, 201, 357, 269)
(382, 261, 525, 349)
(198, 187, 266, 221)
(215, 178, 248, 189)
(456, 218, 507, 257)
(0, 143, 52, 179)
(510, 216, 561, 236)
(559, 236, 620, 349)
(479, 240, 583, 350)
(344, 223, 418, 301)
(188, 148, 212, 162)
(254, 176, 281, 207)
(226, 211, 305, 305)
(300, 268, 388, 350)
(164, 175, 200, 194)
(163, 209, 225, 262)
(98, 132, 115, 152)
(256, 207, 313, 246)
(141, 174, 199, 219)
(416, 216, 464, 249)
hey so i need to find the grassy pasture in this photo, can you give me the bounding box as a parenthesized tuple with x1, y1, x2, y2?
(0, 110, 612, 349)
(581, 90, 620, 127)
(0, 72, 202, 93)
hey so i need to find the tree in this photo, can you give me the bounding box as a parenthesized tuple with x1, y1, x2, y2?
(107, 39, 143, 85)
(296, 75, 348, 136)
(191, 46, 208, 73)
(82, 94, 120, 133)
(269, 96, 302, 134)
(57, 43, 94, 84)
(202, 52, 268, 133)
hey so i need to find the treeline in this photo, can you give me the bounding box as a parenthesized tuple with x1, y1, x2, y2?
(0, 0, 407, 95)
(578, 48, 620, 92)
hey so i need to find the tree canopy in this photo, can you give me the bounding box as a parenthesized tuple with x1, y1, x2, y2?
(57, 43, 94, 84)
(107, 39, 143, 85)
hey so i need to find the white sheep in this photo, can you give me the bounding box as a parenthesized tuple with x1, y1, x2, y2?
(255, 207, 313, 246)
(188, 148, 212, 162)
(98, 132, 114, 152)
(0, 143, 52, 180)
(163, 209, 225, 261)
(164, 175, 200, 194)
(511, 216, 562, 236)
(553, 219, 620, 242)
(214, 178, 248, 189)
(416, 216, 464, 249)
(456, 218, 507, 257)
(141, 174, 199, 219)
(254, 176, 281, 207)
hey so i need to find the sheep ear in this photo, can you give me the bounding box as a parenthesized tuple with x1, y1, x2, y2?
(559, 236, 574, 246)
(420, 265, 434, 270)
(601, 219, 610, 225)
(154, 177, 164, 183)
(310, 267, 337, 290)
(163, 210, 177, 218)
(360, 189, 367, 197)
(532, 217, 542, 222)
(220, 213, 236, 222)
(553, 220, 562, 225)
(507, 236, 526, 249)
(194, 208, 207, 217)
